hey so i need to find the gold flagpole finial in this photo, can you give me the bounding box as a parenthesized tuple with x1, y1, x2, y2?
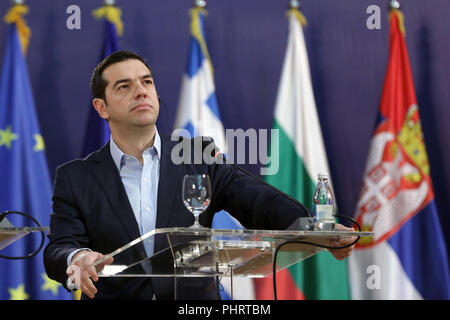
(287, 0, 307, 26)
(190, 2, 213, 75)
(4, 0, 30, 55)
(93, 0, 124, 36)
(389, 0, 405, 35)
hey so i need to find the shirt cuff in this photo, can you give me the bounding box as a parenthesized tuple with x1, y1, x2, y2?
(66, 248, 91, 267)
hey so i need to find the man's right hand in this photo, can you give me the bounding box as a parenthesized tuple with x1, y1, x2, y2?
(66, 250, 113, 299)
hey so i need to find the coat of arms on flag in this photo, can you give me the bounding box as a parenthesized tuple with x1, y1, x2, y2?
(356, 104, 434, 248)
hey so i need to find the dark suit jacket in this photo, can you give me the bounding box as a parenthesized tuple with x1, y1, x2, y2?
(43, 134, 309, 299)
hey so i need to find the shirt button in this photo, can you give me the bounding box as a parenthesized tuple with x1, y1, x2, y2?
(143, 178, 148, 182)
(146, 207, 150, 211)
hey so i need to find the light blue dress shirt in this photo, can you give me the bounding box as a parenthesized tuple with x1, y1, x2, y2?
(109, 129, 161, 258)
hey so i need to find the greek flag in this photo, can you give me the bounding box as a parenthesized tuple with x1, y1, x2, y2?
(174, 7, 254, 300)
(174, 7, 225, 152)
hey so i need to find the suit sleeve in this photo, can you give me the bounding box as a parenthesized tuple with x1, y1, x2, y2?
(208, 160, 311, 230)
(43, 165, 91, 288)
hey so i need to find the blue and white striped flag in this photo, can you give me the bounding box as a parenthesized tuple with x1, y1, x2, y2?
(174, 7, 254, 300)
(174, 8, 225, 152)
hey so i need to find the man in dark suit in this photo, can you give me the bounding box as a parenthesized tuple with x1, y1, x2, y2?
(43, 51, 355, 300)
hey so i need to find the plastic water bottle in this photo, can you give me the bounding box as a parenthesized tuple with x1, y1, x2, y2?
(313, 173, 335, 231)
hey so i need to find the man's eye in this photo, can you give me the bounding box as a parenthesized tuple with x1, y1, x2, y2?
(144, 80, 153, 85)
(118, 84, 128, 91)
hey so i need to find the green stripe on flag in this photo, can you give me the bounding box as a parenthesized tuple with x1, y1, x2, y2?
(266, 120, 350, 300)
(289, 252, 351, 300)
(266, 121, 316, 209)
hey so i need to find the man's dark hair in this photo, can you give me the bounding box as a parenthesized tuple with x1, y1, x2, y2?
(90, 50, 153, 102)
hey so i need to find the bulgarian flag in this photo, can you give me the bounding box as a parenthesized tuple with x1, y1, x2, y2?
(348, 6, 450, 299)
(254, 7, 350, 300)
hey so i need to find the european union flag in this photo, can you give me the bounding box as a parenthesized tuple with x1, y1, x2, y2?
(81, 19, 120, 157)
(0, 23, 71, 300)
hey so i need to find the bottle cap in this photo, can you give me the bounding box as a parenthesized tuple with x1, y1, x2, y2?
(318, 173, 328, 180)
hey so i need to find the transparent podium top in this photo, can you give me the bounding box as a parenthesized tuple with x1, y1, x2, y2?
(0, 226, 49, 250)
(95, 227, 372, 279)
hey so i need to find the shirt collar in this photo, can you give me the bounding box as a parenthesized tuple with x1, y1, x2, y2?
(110, 127, 161, 171)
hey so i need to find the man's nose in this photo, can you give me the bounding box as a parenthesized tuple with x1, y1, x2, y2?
(134, 81, 147, 99)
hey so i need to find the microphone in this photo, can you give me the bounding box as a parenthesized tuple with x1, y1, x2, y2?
(201, 139, 313, 221)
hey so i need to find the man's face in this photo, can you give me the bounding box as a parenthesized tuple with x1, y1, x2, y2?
(93, 59, 160, 130)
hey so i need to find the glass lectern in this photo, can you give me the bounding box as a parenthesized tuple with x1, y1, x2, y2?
(0, 216, 48, 251)
(94, 226, 372, 299)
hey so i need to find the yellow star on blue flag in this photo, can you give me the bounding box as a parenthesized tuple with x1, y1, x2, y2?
(33, 133, 45, 151)
(41, 273, 61, 295)
(8, 284, 29, 300)
(0, 125, 18, 149)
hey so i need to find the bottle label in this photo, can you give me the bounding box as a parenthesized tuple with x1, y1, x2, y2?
(315, 204, 333, 221)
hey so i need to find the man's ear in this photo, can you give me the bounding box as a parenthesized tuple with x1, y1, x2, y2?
(93, 98, 109, 120)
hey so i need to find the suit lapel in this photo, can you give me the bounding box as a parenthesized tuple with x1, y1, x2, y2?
(89, 143, 145, 256)
(155, 135, 182, 251)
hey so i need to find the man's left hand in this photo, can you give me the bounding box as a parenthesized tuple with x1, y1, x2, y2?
(328, 224, 358, 261)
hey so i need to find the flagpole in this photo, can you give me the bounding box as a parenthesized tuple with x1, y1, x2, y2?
(389, 0, 400, 9)
(194, 0, 206, 8)
(388, 0, 405, 35)
(289, 0, 300, 9)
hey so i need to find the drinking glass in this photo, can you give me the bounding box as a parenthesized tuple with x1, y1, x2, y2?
(182, 174, 211, 228)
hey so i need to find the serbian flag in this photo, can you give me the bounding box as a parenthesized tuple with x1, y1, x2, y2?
(348, 8, 450, 299)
